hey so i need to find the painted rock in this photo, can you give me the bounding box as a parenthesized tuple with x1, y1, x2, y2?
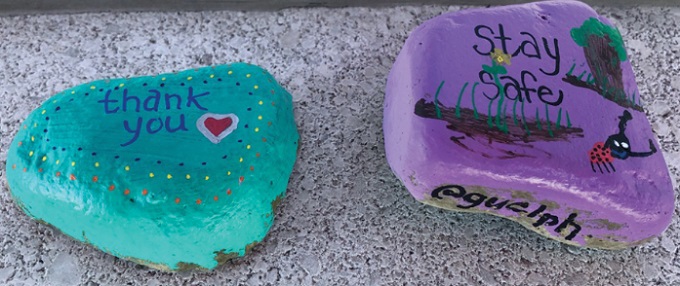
(6, 63, 299, 270)
(384, 1, 674, 249)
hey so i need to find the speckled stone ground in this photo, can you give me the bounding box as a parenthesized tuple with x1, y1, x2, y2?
(0, 4, 678, 286)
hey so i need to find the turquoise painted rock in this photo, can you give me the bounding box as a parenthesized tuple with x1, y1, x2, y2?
(5, 63, 299, 270)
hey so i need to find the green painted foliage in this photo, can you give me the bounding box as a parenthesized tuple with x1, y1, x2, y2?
(570, 17, 627, 62)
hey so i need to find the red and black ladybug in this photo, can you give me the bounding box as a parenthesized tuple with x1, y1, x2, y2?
(589, 110, 657, 173)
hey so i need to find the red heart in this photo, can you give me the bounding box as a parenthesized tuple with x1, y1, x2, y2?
(204, 117, 233, 136)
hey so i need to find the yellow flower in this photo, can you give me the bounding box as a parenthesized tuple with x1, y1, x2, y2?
(490, 48, 511, 66)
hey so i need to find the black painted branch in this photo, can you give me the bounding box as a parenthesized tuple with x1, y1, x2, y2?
(562, 75, 644, 112)
(562, 74, 602, 94)
(413, 99, 584, 145)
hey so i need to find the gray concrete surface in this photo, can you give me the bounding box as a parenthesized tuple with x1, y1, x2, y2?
(0, 4, 679, 286)
(0, 0, 677, 16)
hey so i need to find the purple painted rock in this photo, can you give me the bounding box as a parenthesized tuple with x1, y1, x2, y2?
(384, 1, 674, 249)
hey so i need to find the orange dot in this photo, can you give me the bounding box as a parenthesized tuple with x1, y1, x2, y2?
(262, 138, 267, 142)
(124, 189, 130, 195)
(38, 168, 43, 173)
(196, 199, 202, 205)
(213, 196, 219, 201)
(271, 101, 276, 106)
(268, 121, 272, 126)
(56, 171, 61, 177)
(18, 141, 23, 146)
(175, 198, 181, 204)
(142, 189, 148, 195)
(69, 174, 76, 180)
(239, 176, 244, 183)
(12, 164, 16, 169)
(250, 166, 254, 171)
(256, 152, 260, 158)
(108, 185, 115, 191)
(92, 176, 99, 182)
(227, 189, 232, 195)
(23, 168, 27, 172)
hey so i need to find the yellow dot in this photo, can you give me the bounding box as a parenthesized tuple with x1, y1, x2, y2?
(31, 136, 35, 142)
(205, 176, 210, 181)
(258, 101, 263, 105)
(239, 157, 243, 163)
(42, 156, 47, 162)
(161, 77, 166, 81)
(254, 85, 259, 89)
(246, 74, 251, 78)
(258, 115, 262, 120)
(255, 128, 260, 132)
(56, 160, 60, 165)
(119, 83, 124, 87)
(71, 91, 76, 94)
(149, 172, 155, 178)
(167, 174, 173, 179)
(71, 161, 76, 166)
(33, 123, 37, 128)
(90, 85, 96, 90)
(228, 71, 233, 75)
(186, 174, 191, 179)
(29, 151, 34, 157)
(94, 162, 100, 167)
(187, 76, 193, 81)
(125, 166, 130, 171)
(246, 145, 251, 149)
(210, 74, 215, 78)
(227, 171, 231, 176)
(41, 110, 46, 114)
